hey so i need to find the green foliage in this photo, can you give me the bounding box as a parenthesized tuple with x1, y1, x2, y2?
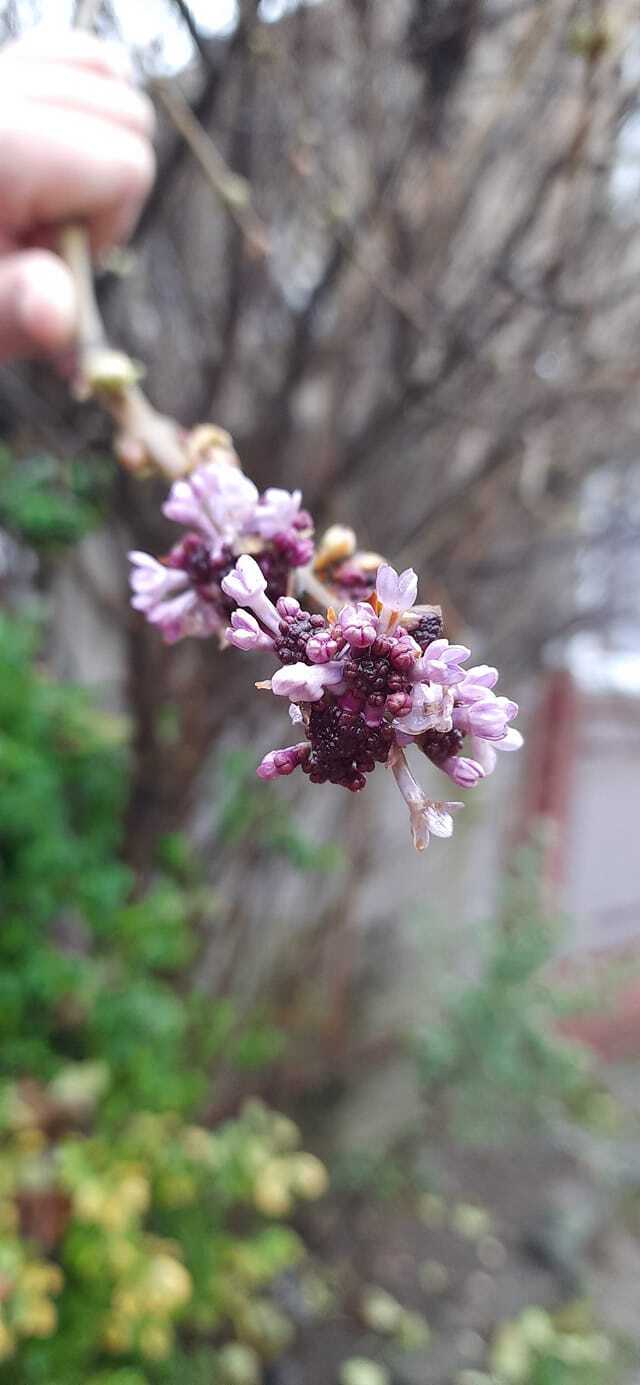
(0, 1086, 325, 1385)
(413, 848, 606, 1141)
(0, 448, 110, 550)
(331, 1150, 410, 1201)
(0, 616, 328, 1384)
(216, 749, 346, 872)
(490, 1304, 617, 1385)
(0, 614, 128, 1079)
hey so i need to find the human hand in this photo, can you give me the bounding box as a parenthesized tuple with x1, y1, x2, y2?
(0, 30, 155, 363)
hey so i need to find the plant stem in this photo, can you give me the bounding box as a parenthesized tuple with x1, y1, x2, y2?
(55, 2, 191, 478)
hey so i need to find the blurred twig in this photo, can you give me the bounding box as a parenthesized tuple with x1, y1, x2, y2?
(152, 78, 270, 260)
(57, 229, 189, 481)
(53, 0, 191, 479)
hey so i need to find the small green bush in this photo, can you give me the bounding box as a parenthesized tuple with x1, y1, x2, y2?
(0, 1082, 325, 1383)
(413, 848, 609, 1141)
(0, 447, 109, 550)
(490, 1304, 616, 1385)
(0, 615, 328, 1384)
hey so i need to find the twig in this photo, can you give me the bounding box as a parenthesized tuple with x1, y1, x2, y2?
(56, 226, 189, 479)
(335, 222, 429, 336)
(53, 0, 192, 479)
(296, 566, 338, 612)
(152, 78, 270, 260)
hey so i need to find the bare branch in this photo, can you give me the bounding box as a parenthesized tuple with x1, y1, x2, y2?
(57, 226, 188, 478)
(152, 78, 270, 260)
(53, 0, 192, 478)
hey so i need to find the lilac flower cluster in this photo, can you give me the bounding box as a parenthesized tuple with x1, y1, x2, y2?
(221, 555, 522, 851)
(129, 450, 313, 645)
(129, 453, 522, 850)
(311, 523, 384, 604)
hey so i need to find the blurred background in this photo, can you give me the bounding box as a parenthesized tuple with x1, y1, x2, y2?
(1, 1, 640, 1383)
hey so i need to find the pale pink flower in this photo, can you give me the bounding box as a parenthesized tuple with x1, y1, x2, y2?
(470, 726, 524, 774)
(221, 555, 281, 635)
(455, 665, 499, 702)
(257, 742, 310, 779)
(338, 602, 378, 649)
(396, 682, 454, 736)
(163, 458, 259, 547)
(389, 745, 463, 851)
(414, 638, 471, 687)
(270, 661, 345, 703)
(128, 551, 223, 644)
(226, 609, 275, 652)
(442, 755, 486, 788)
(253, 487, 304, 538)
(376, 564, 418, 631)
(454, 692, 518, 741)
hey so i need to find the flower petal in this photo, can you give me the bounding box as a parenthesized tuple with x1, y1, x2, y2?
(425, 801, 462, 838)
(271, 661, 344, 703)
(375, 563, 401, 608)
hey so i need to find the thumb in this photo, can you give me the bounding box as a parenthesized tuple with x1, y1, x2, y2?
(0, 249, 76, 363)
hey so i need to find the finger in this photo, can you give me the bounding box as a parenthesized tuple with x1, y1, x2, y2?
(0, 249, 76, 363)
(0, 65, 155, 140)
(0, 105, 155, 252)
(0, 30, 133, 82)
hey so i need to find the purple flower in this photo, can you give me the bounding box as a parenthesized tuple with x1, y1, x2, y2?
(128, 551, 223, 644)
(396, 682, 454, 736)
(221, 553, 266, 603)
(253, 488, 304, 539)
(163, 458, 259, 547)
(277, 596, 302, 618)
(454, 693, 518, 741)
(226, 609, 275, 653)
(136, 512, 523, 849)
(455, 665, 499, 703)
(221, 555, 281, 635)
(306, 630, 341, 663)
(389, 745, 463, 851)
(388, 634, 421, 672)
(132, 457, 316, 650)
(223, 552, 523, 847)
(329, 556, 380, 603)
(270, 661, 345, 703)
(129, 551, 187, 607)
(376, 563, 418, 612)
(442, 755, 486, 788)
(338, 602, 378, 649)
(257, 742, 310, 779)
(414, 639, 471, 687)
(470, 726, 524, 774)
(376, 564, 418, 631)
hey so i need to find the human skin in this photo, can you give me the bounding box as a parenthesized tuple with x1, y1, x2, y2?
(0, 30, 155, 363)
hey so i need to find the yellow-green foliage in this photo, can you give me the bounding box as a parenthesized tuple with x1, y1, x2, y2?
(490, 1304, 615, 1385)
(0, 617, 328, 1385)
(0, 1077, 326, 1384)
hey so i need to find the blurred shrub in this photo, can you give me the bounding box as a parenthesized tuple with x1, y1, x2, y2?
(490, 1303, 616, 1384)
(0, 448, 110, 551)
(413, 848, 610, 1141)
(0, 615, 328, 1383)
(217, 748, 346, 873)
(0, 612, 196, 1106)
(0, 1084, 324, 1384)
